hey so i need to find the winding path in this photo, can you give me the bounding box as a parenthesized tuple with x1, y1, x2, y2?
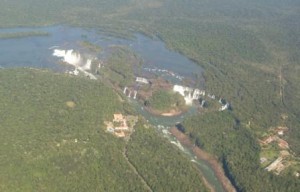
(279, 65, 284, 106)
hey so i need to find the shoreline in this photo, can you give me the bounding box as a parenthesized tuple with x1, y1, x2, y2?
(144, 106, 184, 117)
(170, 127, 236, 192)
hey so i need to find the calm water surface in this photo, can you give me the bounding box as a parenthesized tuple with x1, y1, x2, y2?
(0, 26, 203, 80)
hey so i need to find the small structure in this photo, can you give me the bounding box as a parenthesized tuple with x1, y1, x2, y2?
(208, 94, 216, 99)
(260, 134, 290, 149)
(123, 87, 138, 99)
(113, 113, 128, 130)
(275, 126, 289, 136)
(265, 157, 283, 172)
(136, 77, 149, 84)
(115, 131, 126, 138)
(113, 114, 124, 122)
(278, 139, 289, 149)
(261, 135, 278, 145)
(104, 113, 138, 138)
(278, 131, 284, 136)
(107, 127, 114, 133)
(280, 150, 290, 157)
(260, 157, 267, 164)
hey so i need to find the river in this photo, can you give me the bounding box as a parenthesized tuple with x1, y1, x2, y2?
(0, 25, 224, 191)
(132, 100, 225, 192)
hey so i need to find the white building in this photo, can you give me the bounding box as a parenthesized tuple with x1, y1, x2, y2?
(136, 77, 149, 84)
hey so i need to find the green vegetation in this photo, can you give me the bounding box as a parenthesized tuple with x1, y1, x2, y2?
(1, 0, 298, 138)
(79, 40, 102, 53)
(1, 0, 300, 190)
(182, 112, 300, 191)
(100, 46, 141, 87)
(147, 90, 185, 112)
(127, 120, 208, 192)
(0, 31, 49, 39)
(0, 68, 208, 191)
(0, 69, 140, 191)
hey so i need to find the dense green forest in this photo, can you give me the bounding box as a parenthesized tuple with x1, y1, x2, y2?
(0, 69, 135, 191)
(147, 90, 185, 112)
(0, 31, 49, 39)
(182, 112, 300, 191)
(1, 0, 298, 137)
(0, 69, 207, 191)
(127, 120, 208, 192)
(1, 0, 300, 191)
(100, 46, 141, 88)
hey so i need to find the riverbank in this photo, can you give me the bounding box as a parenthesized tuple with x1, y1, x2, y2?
(144, 106, 185, 117)
(0, 31, 49, 39)
(170, 127, 236, 192)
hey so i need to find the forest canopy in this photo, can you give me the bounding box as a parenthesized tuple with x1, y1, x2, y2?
(0, 0, 300, 191)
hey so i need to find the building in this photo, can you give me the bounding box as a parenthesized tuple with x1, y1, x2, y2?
(113, 113, 128, 131)
(114, 131, 125, 138)
(265, 157, 283, 172)
(136, 77, 149, 84)
(105, 114, 138, 138)
(278, 139, 289, 149)
(261, 135, 278, 145)
(278, 130, 284, 136)
(113, 114, 124, 122)
(276, 126, 289, 136)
